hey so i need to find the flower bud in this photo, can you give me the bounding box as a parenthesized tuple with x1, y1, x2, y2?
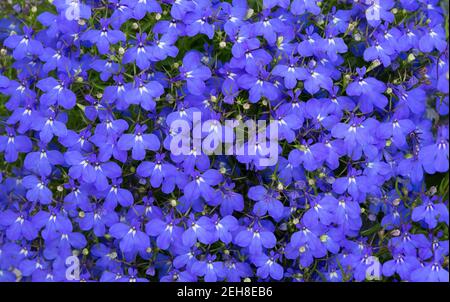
(170, 199, 178, 207)
(392, 198, 401, 206)
(391, 229, 401, 237)
(245, 8, 254, 19)
(219, 41, 227, 48)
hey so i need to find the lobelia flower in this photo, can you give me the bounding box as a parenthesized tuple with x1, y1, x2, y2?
(24, 142, 64, 177)
(410, 256, 449, 282)
(3, 26, 44, 59)
(234, 225, 277, 255)
(109, 222, 150, 256)
(22, 175, 53, 205)
(78, 206, 119, 237)
(0, 210, 38, 241)
(419, 24, 447, 53)
(81, 18, 126, 55)
(237, 67, 279, 103)
(0, 127, 32, 162)
(298, 25, 324, 57)
(31, 110, 68, 143)
(182, 169, 223, 202)
(288, 139, 328, 172)
(104, 178, 135, 209)
(124, 76, 164, 111)
(290, 0, 321, 15)
(184, 0, 215, 39)
(39, 43, 71, 73)
(252, 9, 286, 45)
(182, 214, 216, 247)
(412, 196, 449, 229)
(273, 103, 303, 142)
(320, 26, 348, 62)
(36, 74, 76, 110)
(90, 58, 120, 82)
(59, 125, 94, 152)
(217, 181, 244, 216)
(211, 214, 239, 244)
(191, 254, 226, 282)
(64, 152, 122, 191)
(332, 167, 375, 202)
(297, 60, 333, 95)
(363, 34, 396, 67)
(365, 0, 394, 27)
(117, 124, 160, 160)
(382, 251, 421, 280)
(253, 252, 284, 280)
(271, 56, 303, 90)
(331, 116, 379, 160)
(178, 50, 212, 95)
(149, 33, 179, 61)
(108, 0, 134, 29)
(123, 33, 154, 70)
(345, 67, 388, 113)
(248, 186, 285, 221)
(419, 126, 449, 174)
(145, 215, 183, 250)
(123, 0, 162, 20)
(377, 111, 416, 149)
(160, 269, 197, 282)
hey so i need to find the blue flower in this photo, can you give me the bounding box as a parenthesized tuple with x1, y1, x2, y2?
(179, 50, 212, 95)
(109, 222, 150, 255)
(81, 18, 126, 55)
(0, 127, 32, 162)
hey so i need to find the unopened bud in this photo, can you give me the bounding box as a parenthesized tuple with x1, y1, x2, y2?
(391, 229, 401, 237)
(219, 41, 227, 49)
(245, 9, 254, 19)
(170, 199, 177, 207)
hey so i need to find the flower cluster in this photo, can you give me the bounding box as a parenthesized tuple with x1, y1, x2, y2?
(0, 0, 448, 282)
